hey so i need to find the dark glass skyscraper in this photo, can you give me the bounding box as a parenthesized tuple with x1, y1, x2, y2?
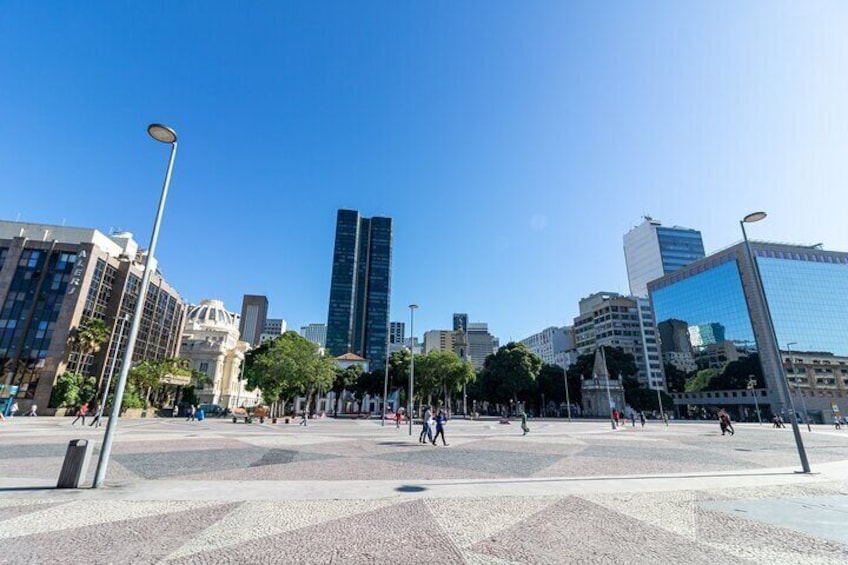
(326, 210, 393, 369)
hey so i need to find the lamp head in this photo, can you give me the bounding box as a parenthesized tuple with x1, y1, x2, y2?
(743, 211, 767, 224)
(409, 304, 419, 310)
(147, 124, 178, 144)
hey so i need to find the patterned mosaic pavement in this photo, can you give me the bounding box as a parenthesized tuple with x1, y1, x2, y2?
(2, 418, 848, 563)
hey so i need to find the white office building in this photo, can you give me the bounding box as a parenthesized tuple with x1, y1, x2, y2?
(623, 217, 705, 298)
(520, 326, 577, 368)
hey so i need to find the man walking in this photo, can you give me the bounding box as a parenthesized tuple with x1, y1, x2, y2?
(520, 410, 529, 436)
(419, 406, 433, 444)
(186, 405, 196, 422)
(395, 408, 402, 430)
(89, 402, 104, 427)
(299, 408, 308, 426)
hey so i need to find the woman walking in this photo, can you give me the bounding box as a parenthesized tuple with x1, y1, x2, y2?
(71, 402, 89, 426)
(432, 410, 448, 446)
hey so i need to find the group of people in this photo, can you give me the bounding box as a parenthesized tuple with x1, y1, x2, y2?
(611, 409, 651, 429)
(418, 407, 449, 446)
(71, 401, 105, 427)
(0, 401, 38, 422)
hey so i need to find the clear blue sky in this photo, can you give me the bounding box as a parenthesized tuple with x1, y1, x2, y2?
(2, 2, 847, 342)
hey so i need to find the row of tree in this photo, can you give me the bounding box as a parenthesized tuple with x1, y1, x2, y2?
(243, 331, 477, 415)
(664, 353, 764, 394)
(51, 318, 673, 416)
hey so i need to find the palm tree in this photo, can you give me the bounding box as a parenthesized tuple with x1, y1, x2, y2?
(69, 317, 110, 375)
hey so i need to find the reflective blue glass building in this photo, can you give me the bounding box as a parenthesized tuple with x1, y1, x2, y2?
(649, 241, 848, 416)
(326, 210, 393, 369)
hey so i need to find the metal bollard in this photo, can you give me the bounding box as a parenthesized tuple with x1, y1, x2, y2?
(57, 439, 94, 489)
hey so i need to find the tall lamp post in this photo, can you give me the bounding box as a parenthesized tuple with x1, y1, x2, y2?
(95, 314, 129, 428)
(786, 342, 812, 432)
(561, 360, 572, 422)
(747, 376, 762, 425)
(407, 304, 418, 435)
(93, 124, 178, 488)
(381, 335, 390, 427)
(740, 211, 811, 473)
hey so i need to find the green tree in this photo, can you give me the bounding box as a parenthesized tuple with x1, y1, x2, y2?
(244, 331, 335, 414)
(663, 363, 690, 393)
(49, 372, 97, 408)
(478, 342, 542, 406)
(707, 354, 764, 390)
(68, 317, 110, 374)
(625, 387, 674, 412)
(128, 358, 192, 407)
(685, 368, 719, 392)
(567, 346, 638, 380)
(388, 348, 411, 389)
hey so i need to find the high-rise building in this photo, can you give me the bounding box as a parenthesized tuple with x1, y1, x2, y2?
(520, 326, 576, 368)
(424, 330, 456, 354)
(0, 221, 185, 414)
(573, 292, 664, 389)
(624, 217, 705, 297)
(238, 295, 268, 347)
(300, 323, 327, 348)
(649, 240, 848, 417)
(389, 321, 405, 345)
(467, 322, 498, 370)
(259, 318, 287, 344)
(325, 209, 393, 369)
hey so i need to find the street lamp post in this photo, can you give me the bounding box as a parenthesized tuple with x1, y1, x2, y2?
(561, 361, 572, 422)
(740, 211, 811, 473)
(747, 376, 762, 425)
(786, 342, 812, 432)
(381, 335, 389, 427)
(93, 124, 178, 488)
(407, 304, 418, 436)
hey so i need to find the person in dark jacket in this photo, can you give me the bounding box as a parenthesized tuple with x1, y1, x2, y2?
(431, 410, 448, 446)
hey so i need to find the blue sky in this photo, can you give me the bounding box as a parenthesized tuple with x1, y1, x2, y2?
(2, 2, 847, 342)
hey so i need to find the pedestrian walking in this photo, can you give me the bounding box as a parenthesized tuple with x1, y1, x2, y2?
(395, 408, 402, 430)
(89, 402, 104, 427)
(419, 406, 433, 443)
(520, 410, 529, 436)
(187, 405, 196, 422)
(720, 409, 734, 436)
(639, 411, 646, 427)
(835, 417, 842, 430)
(27, 404, 38, 417)
(71, 402, 89, 426)
(630, 412, 636, 427)
(299, 408, 308, 426)
(9, 401, 19, 418)
(432, 409, 448, 446)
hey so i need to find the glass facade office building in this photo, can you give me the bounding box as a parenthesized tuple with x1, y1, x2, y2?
(326, 210, 393, 369)
(624, 218, 705, 297)
(649, 241, 848, 412)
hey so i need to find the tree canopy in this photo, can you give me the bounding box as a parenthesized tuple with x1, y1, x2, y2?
(477, 342, 542, 404)
(244, 331, 335, 410)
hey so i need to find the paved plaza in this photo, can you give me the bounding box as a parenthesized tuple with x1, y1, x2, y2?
(2, 417, 848, 564)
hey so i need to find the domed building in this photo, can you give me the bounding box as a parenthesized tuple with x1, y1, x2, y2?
(181, 299, 261, 408)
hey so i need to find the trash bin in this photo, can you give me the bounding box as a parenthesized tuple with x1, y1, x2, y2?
(57, 439, 94, 489)
(196, 409, 205, 421)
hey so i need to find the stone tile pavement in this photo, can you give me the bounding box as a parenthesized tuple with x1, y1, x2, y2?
(1, 417, 848, 563)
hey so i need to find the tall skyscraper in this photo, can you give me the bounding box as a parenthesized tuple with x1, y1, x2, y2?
(300, 323, 327, 348)
(389, 321, 405, 345)
(238, 295, 268, 347)
(623, 217, 705, 297)
(326, 209, 393, 369)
